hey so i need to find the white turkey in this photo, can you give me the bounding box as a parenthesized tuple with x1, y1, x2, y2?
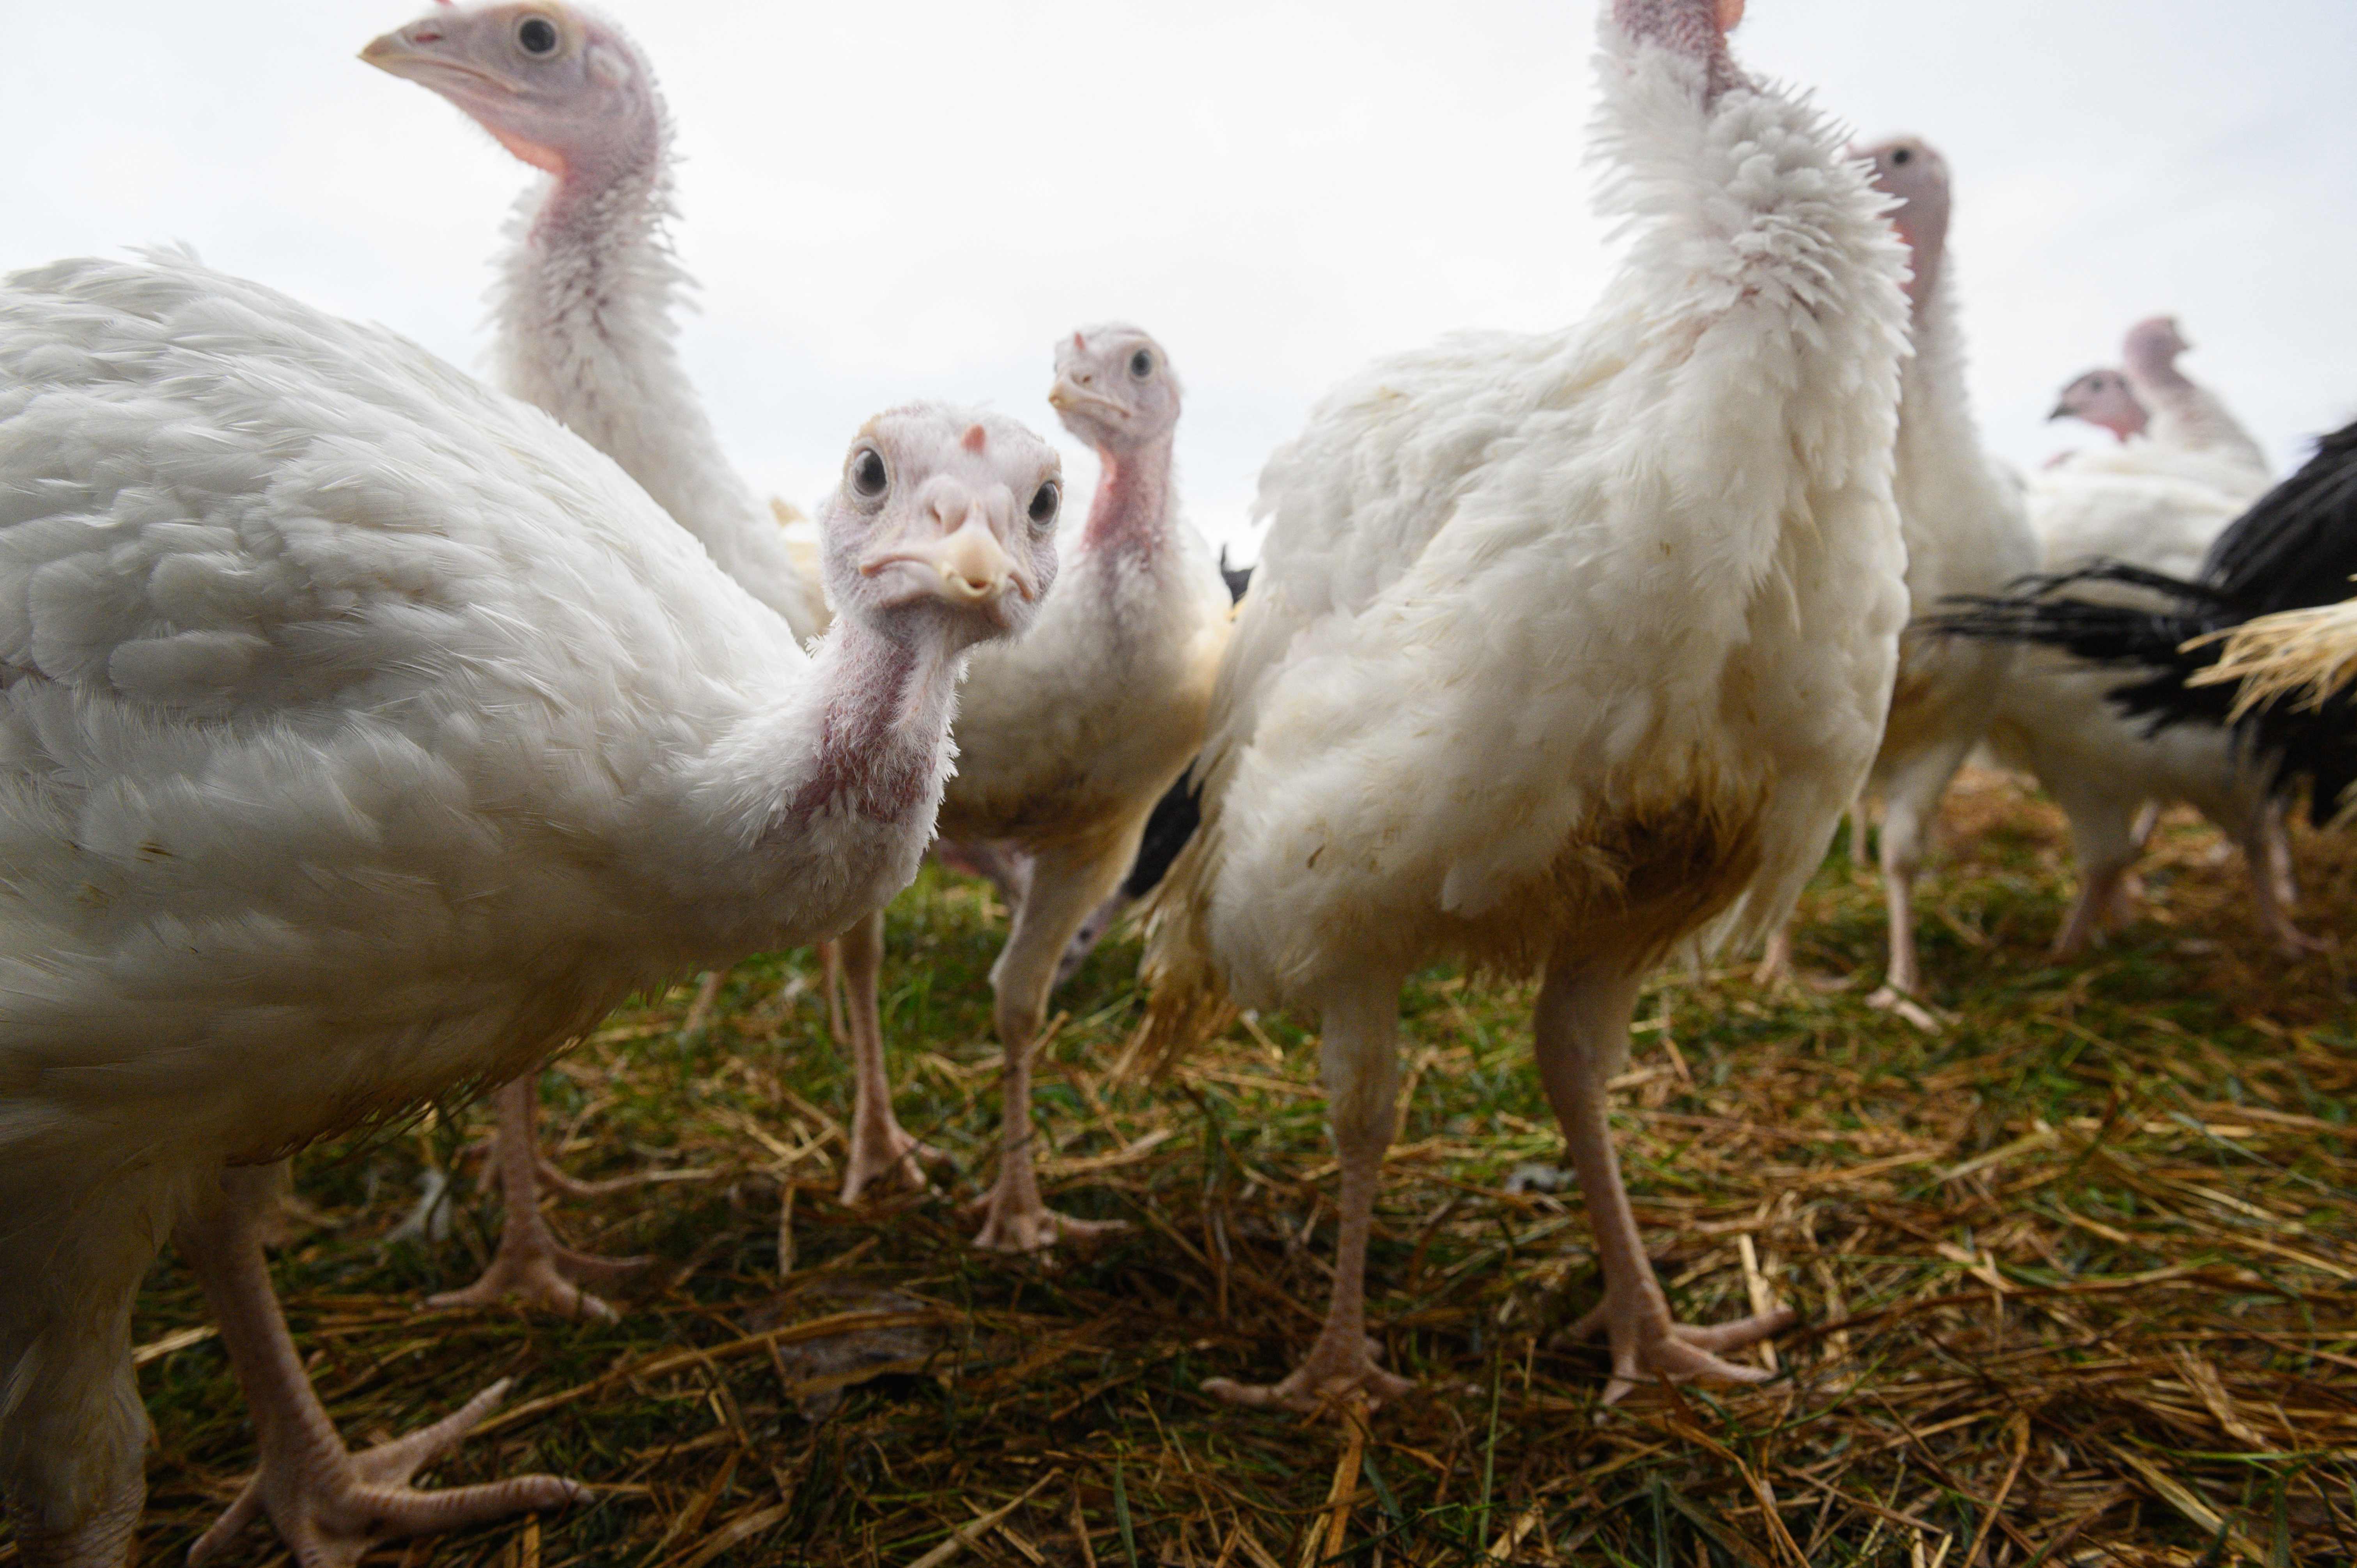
(1758, 136, 2037, 1011)
(1947, 420, 2357, 840)
(1048, 551, 1256, 990)
(362, 0, 894, 1316)
(2050, 366, 2148, 446)
(2120, 315, 2270, 478)
(1957, 321, 2304, 954)
(1139, 0, 1911, 1409)
(842, 322, 1230, 1244)
(0, 248, 1059, 1566)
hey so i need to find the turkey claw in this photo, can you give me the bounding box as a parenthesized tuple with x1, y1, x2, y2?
(1202, 1335, 1412, 1415)
(426, 1240, 647, 1322)
(187, 1378, 588, 1568)
(1555, 1298, 1795, 1407)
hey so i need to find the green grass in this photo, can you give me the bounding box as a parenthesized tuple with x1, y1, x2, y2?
(63, 771, 2357, 1566)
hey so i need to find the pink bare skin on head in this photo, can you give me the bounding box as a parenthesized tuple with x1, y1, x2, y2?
(1614, 0, 1749, 101)
(1855, 136, 1951, 310)
(2123, 315, 2195, 392)
(362, 2, 663, 243)
(2121, 311, 2206, 406)
(2050, 368, 2149, 442)
(2112, 312, 2268, 469)
(1048, 324, 1184, 558)
(812, 403, 1063, 829)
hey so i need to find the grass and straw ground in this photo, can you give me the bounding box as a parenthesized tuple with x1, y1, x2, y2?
(50, 769, 2357, 1567)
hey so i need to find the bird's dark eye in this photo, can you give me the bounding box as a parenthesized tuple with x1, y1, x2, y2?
(1128, 349, 1154, 380)
(517, 15, 560, 55)
(850, 448, 888, 498)
(1890, 147, 1912, 166)
(1028, 482, 1060, 527)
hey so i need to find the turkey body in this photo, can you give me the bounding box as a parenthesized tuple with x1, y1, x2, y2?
(1867, 360, 2036, 951)
(1967, 422, 2357, 834)
(0, 256, 894, 1183)
(919, 325, 1233, 1250)
(364, 0, 867, 1323)
(0, 252, 1028, 1563)
(1981, 416, 2290, 953)
(940, 522, 1227, 852)
(1778, 136, 2037, 1002)
(1147, 1, 1910, 1408)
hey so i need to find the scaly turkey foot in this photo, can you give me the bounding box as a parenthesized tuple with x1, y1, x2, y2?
(838, 1114, 950, 1205)
(966, 1179, 1130, 1254)
(1202, 1331, 1413, 1414)
(534, 1156, 668, 1202)
(453, 1140, 659, 1202)
(2266, 916, 2331, 958)
(1865, 985, 1944, 1033)
(1556, 1292, 1795, 1407)
(188, 1378, 589, 1568)
(1753, 928, 1794, 987)
(425, 1221, 647, 1323)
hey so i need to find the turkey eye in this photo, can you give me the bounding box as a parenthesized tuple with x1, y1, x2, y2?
(1890, 147, 1912, 166)
(1128, 349, 1154, 380)
(1028, 482, 1060, 526)
(517, 15, 560, 54)
(850, 448, 888, 498)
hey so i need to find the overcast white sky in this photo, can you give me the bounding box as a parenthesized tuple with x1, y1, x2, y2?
(8, 1, 2355, 562)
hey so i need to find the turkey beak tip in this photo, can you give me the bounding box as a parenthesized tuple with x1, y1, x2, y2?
(931, 523, 1016, 607)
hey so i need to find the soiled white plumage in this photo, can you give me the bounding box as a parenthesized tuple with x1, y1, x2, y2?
(1146, 0, 1910, 1409)
(1989, 364, 2288, 953)
(1169, 64, 1908, 1009)
(0, 250, 1054, 1563)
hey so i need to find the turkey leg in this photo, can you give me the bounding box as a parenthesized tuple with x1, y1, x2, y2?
(426, 1078, 648, 1322)
(2240, 804, 2325, 955)
(835, 907, 948, 1204)
(0, 1175, 161, 1568)
(1202, 974, 1412, 1412)
(1535, 963, 1793, 1404)
(970, 832, 1138, 1252)
(181, 1164, 588, 1568)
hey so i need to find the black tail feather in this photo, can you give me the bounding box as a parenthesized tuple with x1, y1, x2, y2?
(1121, 768, 1203, 901)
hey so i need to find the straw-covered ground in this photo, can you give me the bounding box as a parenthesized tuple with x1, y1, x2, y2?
(42, 769, 2357, 1568)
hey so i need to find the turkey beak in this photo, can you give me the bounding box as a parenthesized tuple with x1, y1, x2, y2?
(862, 497, 1021, 611)
(360, 26, 515, 96)
(2047, 400, 2070, 422)
(1048, 378, 1126, 423)
(359, 28, 437, 74)
(928, 514, 1017, 606)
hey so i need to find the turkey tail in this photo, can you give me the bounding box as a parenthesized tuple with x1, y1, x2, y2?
(1935, 567, 2357, 818)
(2199, 597, 2357, 716)
(1120, 771, 1203, 901)
(1121, 814, 1234, 1081)
(1216, 547, 1254, 605)
(2191, 597, 2357, 820)
(1930, 561, 2245, 734)
(1100, 564, 1244, 911)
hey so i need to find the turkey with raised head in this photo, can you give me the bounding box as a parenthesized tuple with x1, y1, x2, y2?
(1758, 135, 2037, 1015)
(1946, 420, 2357, 843)
(363, 0, 900, 1316)
(874, 323, 1231, 1247)
(1955, 319, 2304, 954)
(1139, 0, 1912, 1410)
